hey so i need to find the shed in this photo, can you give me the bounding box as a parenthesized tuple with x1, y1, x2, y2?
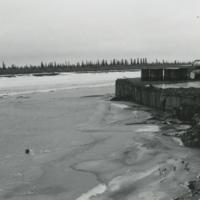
(141, 66, 190, 82)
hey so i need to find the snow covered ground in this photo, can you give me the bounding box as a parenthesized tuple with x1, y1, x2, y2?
(0, 71, 140, 96)
(155, 81, 200, 89)
(0, 71, 200, 200)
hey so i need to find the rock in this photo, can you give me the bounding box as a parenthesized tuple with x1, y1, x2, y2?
(173, 180, 200, 200)
(192, 113, 200, 126)
(181, 129, 200, 148)
(188, 180, 200, 193)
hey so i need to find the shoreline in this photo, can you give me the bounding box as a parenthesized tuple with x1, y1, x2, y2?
(115, 78, 200, 148)
(72, 99, 200, 200)
(0, 69, 140, 78)
(0, 72, 200, 199)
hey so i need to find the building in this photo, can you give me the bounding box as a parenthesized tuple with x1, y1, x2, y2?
(141, 67, 190, 81)
(140, 59, 200, 82)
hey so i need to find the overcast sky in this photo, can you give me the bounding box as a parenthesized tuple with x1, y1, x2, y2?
(0, 0, 200, 65)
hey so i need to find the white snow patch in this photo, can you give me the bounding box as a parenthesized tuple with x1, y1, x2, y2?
(76, 184, 107, 200)
(108, 166, 158, 192)
(136, 125, 160, 133)
(172, 137, 184, 146)
(155, 81, 200, 89)
(111, 103, 129, 109)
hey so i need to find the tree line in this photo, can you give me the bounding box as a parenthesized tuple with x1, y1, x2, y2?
(0, 58, 191, 75)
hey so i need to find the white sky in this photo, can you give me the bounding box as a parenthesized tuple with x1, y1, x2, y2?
(0, 0, 200, 65)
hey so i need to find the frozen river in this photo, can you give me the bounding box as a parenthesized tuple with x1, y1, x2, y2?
(0, 71, 200, 200)
(0, 72, 140, 96)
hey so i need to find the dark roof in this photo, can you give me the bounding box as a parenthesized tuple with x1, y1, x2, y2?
(138, 64, 192, 70)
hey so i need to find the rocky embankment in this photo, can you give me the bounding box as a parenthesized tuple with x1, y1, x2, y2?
(181, 113, 200, 148)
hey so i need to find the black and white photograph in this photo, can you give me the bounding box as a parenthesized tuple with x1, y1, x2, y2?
(0, 0, 200, 199)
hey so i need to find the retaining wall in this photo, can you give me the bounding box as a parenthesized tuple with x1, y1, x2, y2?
(115, 78, 200, 120)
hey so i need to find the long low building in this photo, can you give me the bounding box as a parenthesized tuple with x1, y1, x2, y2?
(141, 63, 200, 81)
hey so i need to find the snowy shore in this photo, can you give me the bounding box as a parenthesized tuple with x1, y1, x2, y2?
(0, 72, 200, 200)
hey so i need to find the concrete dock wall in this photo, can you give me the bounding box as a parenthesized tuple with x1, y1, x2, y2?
(115, 78, 200, 120)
